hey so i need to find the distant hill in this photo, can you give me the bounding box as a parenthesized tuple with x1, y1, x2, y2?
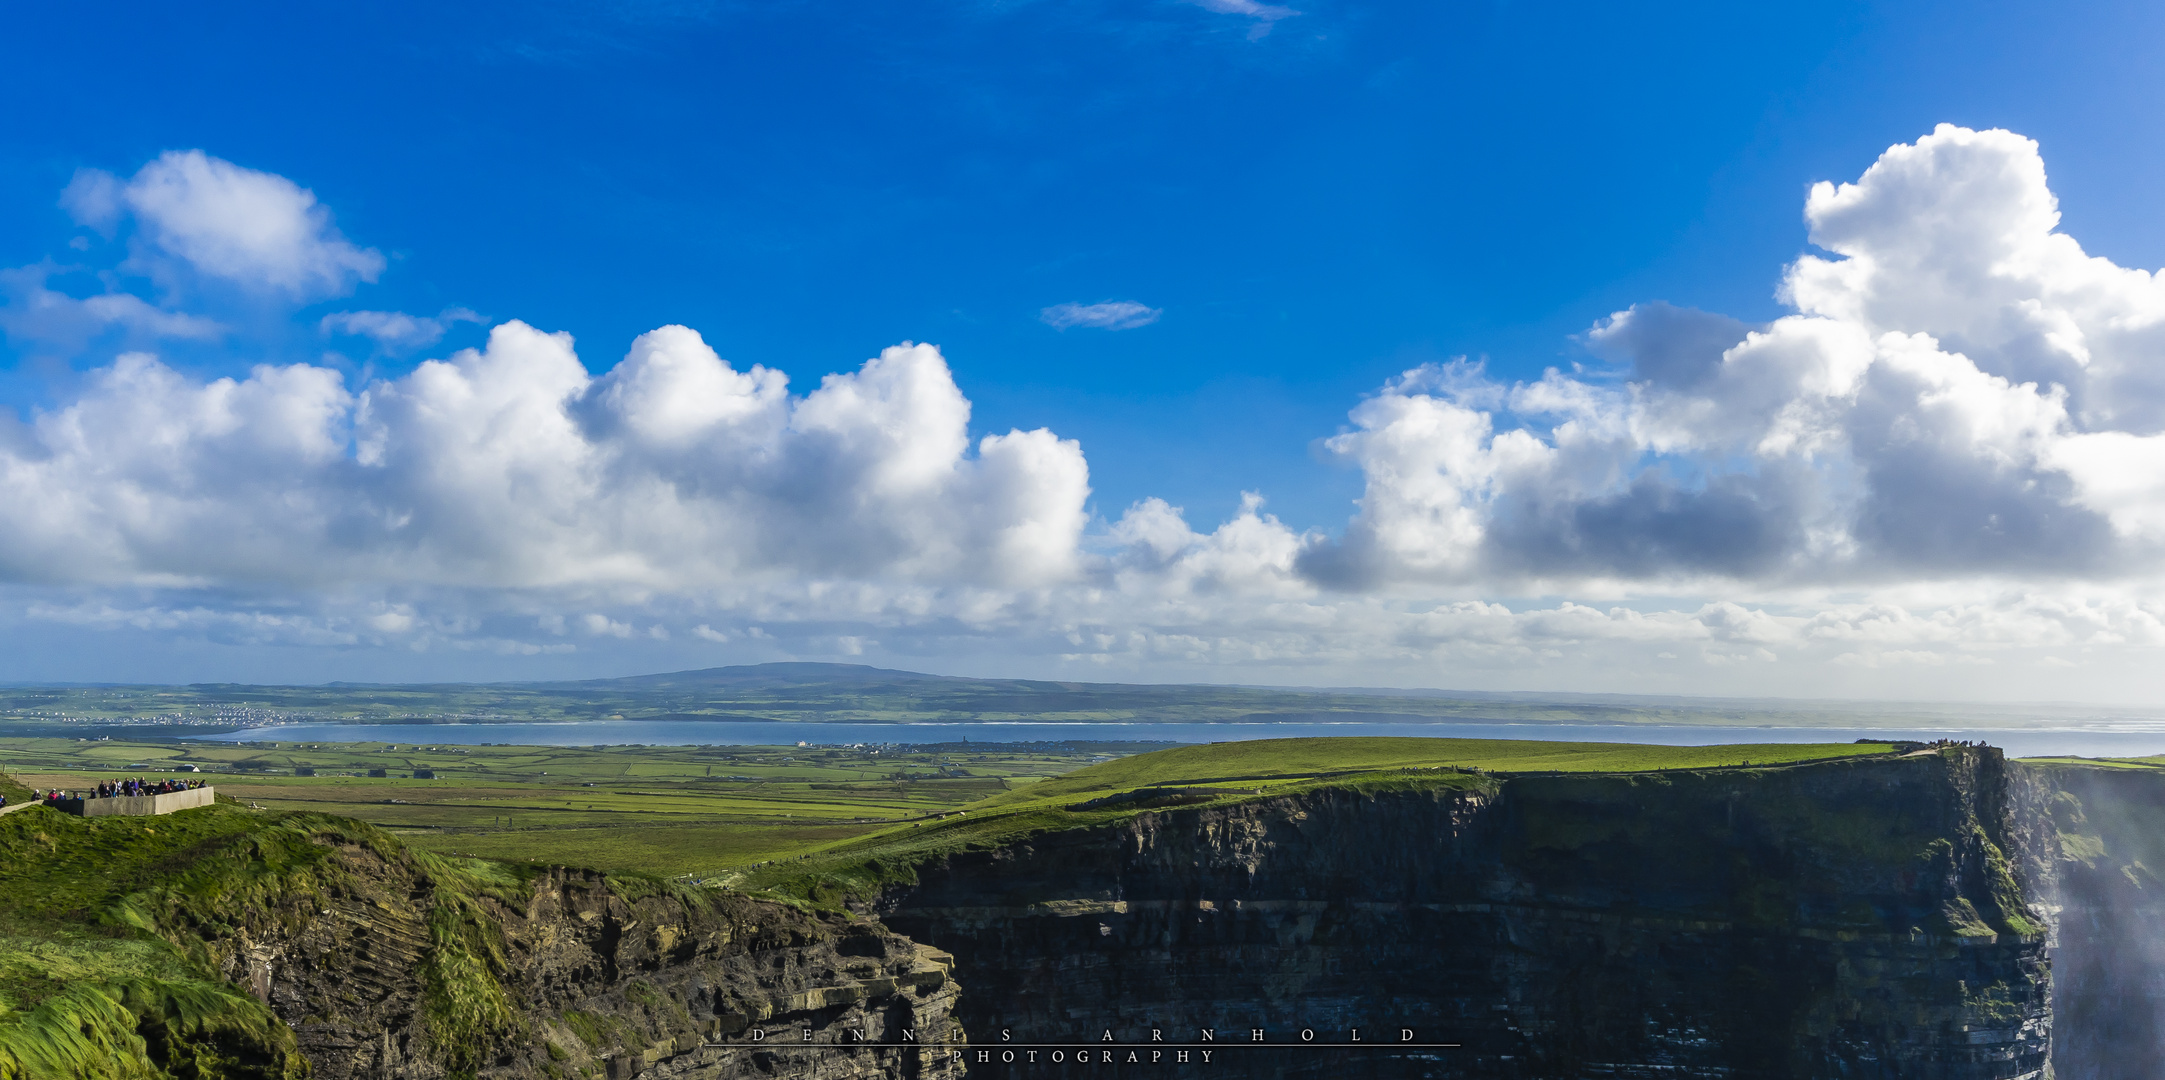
(575, 662, 978, 691)
(0, 661, 2148, 731)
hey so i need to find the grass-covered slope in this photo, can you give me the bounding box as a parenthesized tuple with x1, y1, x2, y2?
(0, 804, 312, 1080)
(739, 736, 1899, 905)
(0, 802, 543, 1080)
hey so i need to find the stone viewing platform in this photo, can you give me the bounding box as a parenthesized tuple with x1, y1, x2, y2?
(53, 786, 217, 817)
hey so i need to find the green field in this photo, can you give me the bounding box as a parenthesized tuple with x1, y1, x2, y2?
(0, 736, 1164, 877)
(0, 734, 1913, 886)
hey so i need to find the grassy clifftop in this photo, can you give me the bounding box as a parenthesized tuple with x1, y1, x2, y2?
(739, 736, 1900, 905)
(740, 735, 2046, 959)
(969, 735, 1895, 805)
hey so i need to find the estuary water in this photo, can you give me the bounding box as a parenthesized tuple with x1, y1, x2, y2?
(189, 719, 2165, 760)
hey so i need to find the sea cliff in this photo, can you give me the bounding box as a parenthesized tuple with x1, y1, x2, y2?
(21, 741, 2165, 1080)
(877, 747, 2051, 1077)
(0, 809, 960, 1080)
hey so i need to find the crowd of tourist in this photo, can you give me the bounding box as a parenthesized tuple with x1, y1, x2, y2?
(41, 777, 208, 803)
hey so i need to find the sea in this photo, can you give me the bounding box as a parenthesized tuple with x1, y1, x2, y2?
(187, 719, 2165, 760)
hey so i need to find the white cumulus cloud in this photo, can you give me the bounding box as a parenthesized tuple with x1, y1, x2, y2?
(0, 323, 1090, 593)
(1290, 125, 2165, 591)
(65, 150, 385, 298)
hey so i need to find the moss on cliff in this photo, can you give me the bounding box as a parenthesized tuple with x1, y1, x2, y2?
(419, 888, 523, 1079)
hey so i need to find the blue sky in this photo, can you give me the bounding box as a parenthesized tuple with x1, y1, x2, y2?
(10, 0, 2159, 525)
(5, 1, 2165, 698)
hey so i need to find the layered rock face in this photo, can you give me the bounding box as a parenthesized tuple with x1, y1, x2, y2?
(879, 751, 2051, 1079)
(199, 840, 961, 1080)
